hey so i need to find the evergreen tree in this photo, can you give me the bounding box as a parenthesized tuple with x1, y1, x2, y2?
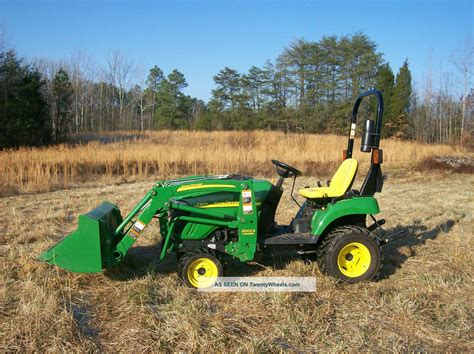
(272, 59, 293, 110)
(210, 67, 242, 112)
(347, 33, 383, 98)
(146, 65, 164, 128)
(242, 66, 266, 111)
(259, 61, 280, 111)
(147, 66, 164, 90)
(391, 60, 412, 136)
(374, 63, 395, 137)
(278, 39, 316, 107)
(155, 69, 189, 129)
(0, 50, 49, 147)
(209, 67, 253, 129)
(51, 68, 73, 142)
(319, 35, 340, 104)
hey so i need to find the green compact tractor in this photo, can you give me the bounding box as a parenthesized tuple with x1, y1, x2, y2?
(40, 90, 392, 288)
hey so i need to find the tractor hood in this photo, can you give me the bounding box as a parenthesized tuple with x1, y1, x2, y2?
(162, 175, 274, 211)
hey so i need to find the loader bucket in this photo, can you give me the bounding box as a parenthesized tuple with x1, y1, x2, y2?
(38, 202, 123, 273)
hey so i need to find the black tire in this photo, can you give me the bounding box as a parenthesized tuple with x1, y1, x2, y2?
(178, 249, 223, 289)
(317, 225, 382, 283)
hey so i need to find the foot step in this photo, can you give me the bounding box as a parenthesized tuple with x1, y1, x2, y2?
(261, 232, 317, 245)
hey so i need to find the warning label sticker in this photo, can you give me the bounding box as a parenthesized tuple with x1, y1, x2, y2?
(242, 190, 253, 214)
(129, 220, 146, 239)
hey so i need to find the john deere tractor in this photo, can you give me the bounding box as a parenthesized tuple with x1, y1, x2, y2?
(40, 90, 390, 288)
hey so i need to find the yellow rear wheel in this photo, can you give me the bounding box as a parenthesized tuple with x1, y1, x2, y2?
(178, 251, 223, 289)
(317, 225, 382, 283)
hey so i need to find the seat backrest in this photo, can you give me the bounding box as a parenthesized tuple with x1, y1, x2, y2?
(329, 158, 359, 197)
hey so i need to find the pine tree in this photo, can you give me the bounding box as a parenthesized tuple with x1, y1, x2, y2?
(146, 65, 164, 129)
(0, 50, 49, 147)
(155, 69, 189, 129)
(391, 60, 412, 137)
(51, 68, 74, 142)
(319, 35, 339, 104)
(374, 63, 395, 137)
(278, 39, 317, 107)
(210, 67, 242, 112)
(347, 33, 383, 98)
(242, 66, 266, 111)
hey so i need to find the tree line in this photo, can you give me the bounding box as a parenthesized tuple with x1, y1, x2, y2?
(0, 31, 472, 148)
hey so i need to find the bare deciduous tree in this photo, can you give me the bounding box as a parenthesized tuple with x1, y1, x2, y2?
(69, 51, 95, 132)
(107, 50, 134, 129)
(451, 37, 474, 140)
(131, 65, 150, 131)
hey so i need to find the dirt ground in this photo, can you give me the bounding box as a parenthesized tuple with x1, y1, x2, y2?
(0, 172, 472, 351)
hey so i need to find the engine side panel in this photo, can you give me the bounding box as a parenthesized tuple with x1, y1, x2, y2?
(156, 176, 271, 261)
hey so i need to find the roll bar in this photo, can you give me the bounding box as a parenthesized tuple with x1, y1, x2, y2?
(346, 89, 384, 158)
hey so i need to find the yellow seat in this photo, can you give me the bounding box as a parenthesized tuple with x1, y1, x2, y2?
(299, 159, 358, 199)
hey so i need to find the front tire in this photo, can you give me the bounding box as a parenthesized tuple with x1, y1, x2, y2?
(317, 225, 382, 283)
(178, 250, 223, 289)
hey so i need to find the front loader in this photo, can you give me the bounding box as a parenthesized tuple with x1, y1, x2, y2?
(40, 89, 391, 288)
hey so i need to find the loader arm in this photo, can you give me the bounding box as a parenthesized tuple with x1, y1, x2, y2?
(113, 191, 242, 262)
(113, 187, 167, 261)
(39, 178, 260, 272)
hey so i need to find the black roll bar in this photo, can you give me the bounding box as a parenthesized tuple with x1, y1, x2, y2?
(346, 89, 384, 158)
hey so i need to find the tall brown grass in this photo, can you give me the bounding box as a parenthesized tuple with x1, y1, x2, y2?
(0, 130, 469, 195)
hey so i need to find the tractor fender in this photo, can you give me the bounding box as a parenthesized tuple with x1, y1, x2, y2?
(311, 197, 380, 236)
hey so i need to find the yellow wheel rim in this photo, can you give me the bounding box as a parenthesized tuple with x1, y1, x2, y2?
(187, 257, 219, 288)
(337, 242, 371, 278)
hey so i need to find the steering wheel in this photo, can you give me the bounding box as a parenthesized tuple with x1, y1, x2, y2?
(271, 160, 303, 178)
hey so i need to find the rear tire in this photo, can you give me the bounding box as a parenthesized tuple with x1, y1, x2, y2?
(178, 249, 223, 289)
(317, 225, 382, 283)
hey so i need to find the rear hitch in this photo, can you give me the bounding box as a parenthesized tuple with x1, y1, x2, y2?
(383, 227, 414, 243)
(367, 215, 387, 243)
(368, 217, 386, 232)
(368, 214, 413, 244)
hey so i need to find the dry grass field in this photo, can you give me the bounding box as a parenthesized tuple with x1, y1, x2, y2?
(0, 131, 473, 351)
(0, 130, 469, 196)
